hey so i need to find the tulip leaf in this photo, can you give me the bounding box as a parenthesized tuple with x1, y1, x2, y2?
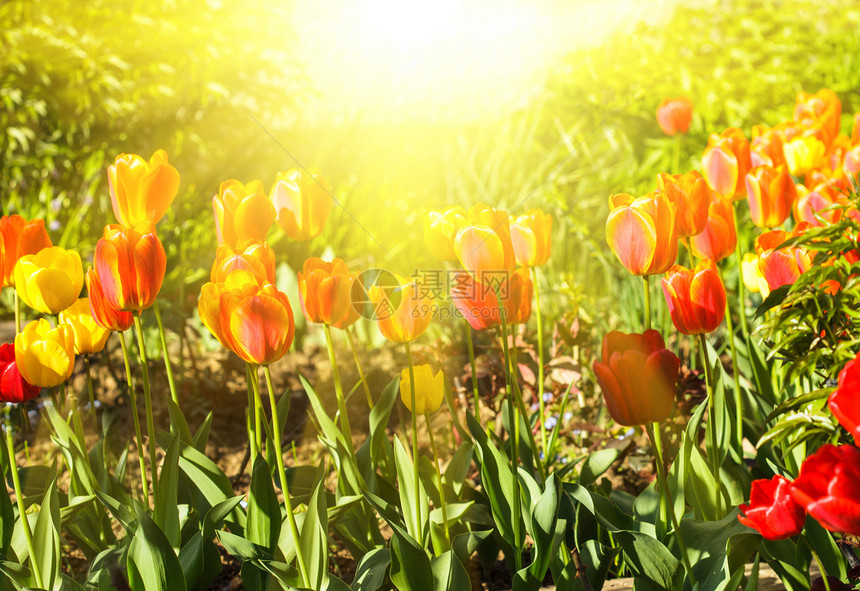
(32, 474, 61, 591)
(192, 412, 214, 453)
(444, 443, 474, 495)
(0, 560, 32, 588)
(389, 527, 434, 591)
(393, 435, 427, 543)
(760, 539, 809, 591)
(216, 530, 272, 562)
(351, 548, 390, 591)
(614, 530, 682, 590)
(681, 431, 721, 522)
(300, 462, 329, 591)
(127, 509, 187, 591)
(0, 449, 14, 557)
(155, 432, 181, 551)
(165, 398, 193, 445)
(678, 509, 755, 587)
(431, 550, 470, 591)
(247, 455, 281, 552)
(451, 529, 493, 566)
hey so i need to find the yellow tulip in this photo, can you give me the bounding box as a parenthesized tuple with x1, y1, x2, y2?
(783, 136, 826, 176)
(14, 246, 83, 315)
(399, 364, 444, 414)
(742, 253, 770, 298)
(14, 319, 75, 388)
(59, 297, 110, 355)
(510, 208, 552, 267)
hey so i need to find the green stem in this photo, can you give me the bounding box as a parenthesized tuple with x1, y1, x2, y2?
(245, 364, 258, 462)
(425, 412, 451, 547)
(643, 276, 651, 331)
(647, 423, 696, 587)
(698, 333, 721, 515)
(324, 324, 353, 449)
(346, 328, 373, 409)
(464, 320, 480, 421)
(64, 381, 86, 448)
(732, 203, 750, 338)
(404, 342, 423, 544)
(719, 267, 745, 457)
(499, 313, 523, 571)
(249, 366, 264, 453)
(507, 336, 547, 484)
(4, 423, 42, 589)
(263, 365, 310, 587)
(84, 355, 98, 429)
(532, 266, 547, 453)
(133, 314, 159, 517)
(119, 332, 148, 505)
(153, 300, 179, 406)
(801, 536, 831, 591)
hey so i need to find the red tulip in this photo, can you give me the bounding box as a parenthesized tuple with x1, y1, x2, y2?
(661, 260, 726, 335)
(0, 215, 52, 287)
(829, 353, 860, 441)
(92, 225, 166, 312)
(0, 342, 40, 404)
(689, 195, 736, 262)
(755, 225, 813, 293)
(592, 330, 679, 426)
(738, 476, 805, 540)
(790, 444, 860, 536)
(656, 97, 693, 136)
(86, 269, 134, 332)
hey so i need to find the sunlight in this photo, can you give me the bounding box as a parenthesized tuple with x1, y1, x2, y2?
(358, 0, 462, 49)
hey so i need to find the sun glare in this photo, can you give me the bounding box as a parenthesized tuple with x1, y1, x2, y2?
(359, 0, 462, 49)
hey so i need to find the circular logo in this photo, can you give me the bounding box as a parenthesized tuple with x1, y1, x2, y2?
(350, 268, 402, 320)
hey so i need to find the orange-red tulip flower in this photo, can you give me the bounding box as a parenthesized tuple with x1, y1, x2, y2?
(86, 269, 134, 331)
(0, 215, 52, 287)
(690, 195, 736, 262)
(213, 179, 275, 248)
(606, 191, 678, 276)
(661, 260, 726, 335)
(510, 208, 552, 267)
(742, 253, 770, 298)
(59, 297, 110, 355)
(657, 171, 711, 238)
(14, 246, 83, 315)
(454, 204, 516, 279)
(745, 165, 797, 228)
(108, 150, 180, 231)
(210, 243, 276, 285)
(829, 352, 860, 442)
(702, 128, 751, 200)
(332, 290, 361, 330)
(593, 329, 679, 426)
(270, 169, 332, 242)
(424, 206, 467, 261)
(370, 276, 433, 343)
(656, 97, 693, 136)
(755, 225, 813, 293)
(793, 188, 842, 227)
(298, 257, 353, 325)
(794, 89, 841, 147)
(93, 225, 166, 312)
(198, 272, 295, 365)
(751, 127, 787, 169)
(450, 268, 532, 331)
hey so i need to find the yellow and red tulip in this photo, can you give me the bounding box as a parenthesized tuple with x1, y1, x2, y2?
(0, 215, 52, 287)
(750, 126, 787, 169)
(14, 246, 83, 315)
(424, 206, 467, 261)
(656, 97, 693, 136)
(794, 88, 841, 147)
(755, 225, 813, 293)
(370, 276, 433, 343)
(657, 171, 711, 238)
(59, 297, 111, 355)
(297, 257, 353, 325)
(605, 191, 678, 276)
(86, 269, 135, 332)
(661, 260, 726, 335)
(92, 225, 166, 312)
(701, 128, 751, 200)
(783, 136, 826, 177)
(454, 204, 516, 279)
(399, 364, 445, 414)
(450, 267, 532, 331)
(108, 150, 180, 231)
(14, 318, 75, 388)
(741, 253, 771, 299)
(270, 169, 332, 242)
(510, 208, 552, 267)
(690, 195, 736, 262)
(212, 180, 276, 248)
(745, 165, 797, 228)
(210, 242, 276, 285)
(792, 187, 842, 227)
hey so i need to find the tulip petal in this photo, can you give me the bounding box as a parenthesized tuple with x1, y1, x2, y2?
(605, 207, 656, 276)
(229, 294, 294, 365)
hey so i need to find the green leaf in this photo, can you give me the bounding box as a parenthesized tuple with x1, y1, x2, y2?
(444, 443, 474, 495)
(33, 475, 61, 591)
(389, 529, 433, 591)
(577, 448, 619, 486)
(192, 412, 214, 453)
(155, 432, 181, 550)
(300, 463, 330, 591)
(166, 398, 193, 444)
(614, 531, 682, 590)
(202, 495, 246, 540)
(431, 550, 470, 591)
(350, 548, 390, 591)
(451, 530, 492, 566)
(393, 435, 427, 543)
(679, 509, 756, 587)
(247, 455, 281, 551)
(216, 530, 271, 561)
(127, 510, 187, 591)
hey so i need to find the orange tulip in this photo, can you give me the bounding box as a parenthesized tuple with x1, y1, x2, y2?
(198, 271, 295, 365)
(93, 225, 166, 312)
(661, 260, 726, 335)
(656, 97, 693, 136)
(690, 195, 736, 262)
(794, 89, 841, 147)
(450, 268, 532, 331)
(0, 215, 52, 287)
(793, 188, 842, 227)
(745, 165, 797, 228)
(212, 179, 275, 248)
(701, 128, 751, 200)
(210, 242, 275, 285)
(424, 206, 467, 261)
(454, 204, 516, 280)
(510, 208, 552, 267)
(750, 127, 787, 169)
(297, 257, 353, 325)
(270, 169, 332, 242)
(606, 191, 678, 276)
(108, 150, 180, 231)
(657, 171, 711, 238)
(86, 269, 134, 331)
(332, 289, 361, 330)
(755, 225, 813, 293)
(370, 276, 433, 343)
(593, 329, 679, 426)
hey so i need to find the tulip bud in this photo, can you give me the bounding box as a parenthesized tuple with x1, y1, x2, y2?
(424, 206, 467, 261)
(745, 165, 797, 228)
(15, 319, 75, 388)
(656, 97, 693, 136)
(108, 150, 180, 231)
(370, 277, 433, 343)
(270, 169, 332, 242)
(701, 128, 751, 200)
(213, 179, 276, 248)
(738, 476, 805, 540)
(510, 208, 552, 267)
(93, 225, 166, 312)
(661, 260, 726, 335)
(829, 352, 860, 442)
(210, 243, 276, 285)
(297, 257, 353, 325)
(783, 136, 826, 176)
(789, 444, 860, 536)
(657, 171, 711, 238)
(399, 364, 444, 414)
(86, 269, 135, 332)
(689, 195, 736, 262)
(14, 246, 83, 315)
(59, 297, 111, 355)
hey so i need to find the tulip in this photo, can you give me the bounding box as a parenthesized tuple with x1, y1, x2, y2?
(0, 343, 40, 403)
(0, 215, 52, 287)
(783, 136, 826, 176)
(332, 293, 361, 330)
(297, 257, 352, 325)
(59, 297, 110, 355)
(86, 269, 135, 332)
(210, 242, 276, 285)
(605, 191, 678, 276)
(750, 127, 786, 168)
(270, 169, 332, 242)
(657, 171, 711, 238)
(93, 225, 166, 312)
(793, 188, 842, 227)
(213, 179, 276, 248)
(745, 165, 797, 228)
(14, 319, 75, 388)
(424, 206, 467, 261)
(794, 89, 841, 146)
(14, 246, 83, 315)
(738, 476, 805, 540)
(829, 353, 860, 441)
(701, 128, 751, 200)
(661, 260, 726, 335)
(755, 226, 812, 293)
(741, 253, 771, 298)
(510, 209, 552, 267)
(592, 329, 679, 426)
(108, 150, 180, 231)
(690, 195, 736, 262)
(198, 272, 295, 365)
(789, 444, 860, 536)
(656, 97, 693, 136)
(399, 364, 444, 414)
(450, 268, 532, 331)
(370, 276, 433, 343)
